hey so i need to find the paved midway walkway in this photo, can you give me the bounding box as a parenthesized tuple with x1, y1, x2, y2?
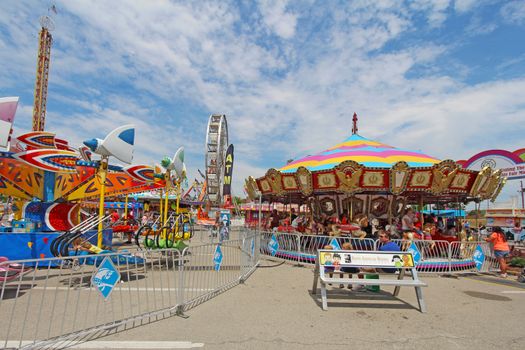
(75, 261, 525, 349)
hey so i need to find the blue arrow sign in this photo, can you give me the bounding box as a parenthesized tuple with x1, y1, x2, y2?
(473, 245, 485, 271)
(214, 244, 223, 271)
(91, 257, 121, 300)
(407, 242, 421, 266)
(330, 238, 341, 250)
(268, 234, 279, 256)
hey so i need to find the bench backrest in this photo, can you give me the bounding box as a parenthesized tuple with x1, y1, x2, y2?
(317, 249, 415, 273)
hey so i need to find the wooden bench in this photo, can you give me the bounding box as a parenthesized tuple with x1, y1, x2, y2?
(312, 249, 428, 313)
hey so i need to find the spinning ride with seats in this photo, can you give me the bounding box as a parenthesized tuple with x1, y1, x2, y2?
(133, 147, 194, 250)
(0, 124, 167, 261)
(245, 113, 506, 271)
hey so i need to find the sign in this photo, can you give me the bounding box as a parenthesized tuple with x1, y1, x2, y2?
(220, 209, 231, 226)
(213, 244, 223, 271)
(223, 144, 234, 195)
(407, 242, 421, 266)
(91, 257, 121, 300)
(251, 237, 255, 257)
(268, 234, 279, 256)
(330, 238, 341, 250)
(319, 250, 415, 268)
(473, 245, 485, 271)
(458, 149, 525, 181)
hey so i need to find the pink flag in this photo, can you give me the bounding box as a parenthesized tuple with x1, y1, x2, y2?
(0, 96, 19, 147)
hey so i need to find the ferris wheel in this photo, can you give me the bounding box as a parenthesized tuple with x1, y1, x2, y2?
(205, 114, 229, 208)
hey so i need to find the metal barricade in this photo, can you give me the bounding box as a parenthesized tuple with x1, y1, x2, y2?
(449, 241, 500, 273)
(254, 229, 501, 276)
(0, 230, 259, 349)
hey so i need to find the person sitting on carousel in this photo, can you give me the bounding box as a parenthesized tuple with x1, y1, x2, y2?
(350, 214, 369, 240)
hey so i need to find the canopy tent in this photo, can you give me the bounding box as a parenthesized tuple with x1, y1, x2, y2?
(421, 209, 466, 218)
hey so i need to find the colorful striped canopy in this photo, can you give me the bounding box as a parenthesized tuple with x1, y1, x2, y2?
(279, 134, 440, 173)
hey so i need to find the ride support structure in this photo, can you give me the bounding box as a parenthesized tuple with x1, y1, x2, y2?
(32, 16, 54, 132)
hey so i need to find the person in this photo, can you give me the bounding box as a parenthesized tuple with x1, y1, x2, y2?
(485, 226, 510, 278)
(378, 230, 401, 252)
(402, 208, 418, 233)
(290, 208, 298, 223)
(122, 210, 135, 244)
(378, 230, 401, 273)
(1, 209, 14, 228)
(511, 222, 524, 242)
(110, 210, 120, 223)
(269, 209, 280, 232)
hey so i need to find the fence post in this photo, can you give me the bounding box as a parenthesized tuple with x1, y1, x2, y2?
(176, 248, 186, 316)
(296, 234, 302, 266)
(447, 242, 452, 274)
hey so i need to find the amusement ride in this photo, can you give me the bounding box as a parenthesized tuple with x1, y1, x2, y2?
(0, 12, 208, 264)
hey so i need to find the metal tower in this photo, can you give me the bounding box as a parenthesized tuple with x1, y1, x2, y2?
(32, 15, 54, 132)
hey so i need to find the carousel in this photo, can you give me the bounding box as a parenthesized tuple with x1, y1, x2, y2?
(244, 114, 506, 272)
(245, 114, 505, 224)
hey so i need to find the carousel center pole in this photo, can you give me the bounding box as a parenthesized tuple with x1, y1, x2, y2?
(97, 156, 109, 248)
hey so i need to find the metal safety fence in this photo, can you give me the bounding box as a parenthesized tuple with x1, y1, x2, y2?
(257, 230, 501, 274)
(0, 230, 259, 349)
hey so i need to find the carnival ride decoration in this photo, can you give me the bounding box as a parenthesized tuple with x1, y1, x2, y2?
(49, 214, 144, 266)
(131, 147, 194, 250)
(83, 124, 136, 247)
(205, 114, 229, 208)
(0, 97, 18, 148)
(247, 113, 505, 213)
(135, 212, 193, 250)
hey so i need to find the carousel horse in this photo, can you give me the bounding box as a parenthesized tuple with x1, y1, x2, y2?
(458, 229, 475, 258)
(401, 231, 414, 251)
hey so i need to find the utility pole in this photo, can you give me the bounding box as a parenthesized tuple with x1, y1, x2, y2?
(518, 180, 525, 209)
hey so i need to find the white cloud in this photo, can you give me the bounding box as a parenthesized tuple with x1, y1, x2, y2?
(454, 0, 478, 13)
(501, 0, 525, 25)
(258, 0, 298, 39)
(410, 0, 451, 27)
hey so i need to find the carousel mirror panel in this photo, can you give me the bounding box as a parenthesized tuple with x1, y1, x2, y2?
(319, 197, 336, 216)
(341, 196, 365, 217)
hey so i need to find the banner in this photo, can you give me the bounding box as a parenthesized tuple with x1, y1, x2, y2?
(0, 96, 19, 147)
(223, 144, 234, 196)
(458, 148, 525, 181)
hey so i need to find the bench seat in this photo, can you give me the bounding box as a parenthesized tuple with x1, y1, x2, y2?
(313, 249, 428, 313)
(320, 277, 427, 287)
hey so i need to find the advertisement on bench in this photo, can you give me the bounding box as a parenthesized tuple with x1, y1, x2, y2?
(319, 251, 414, 268)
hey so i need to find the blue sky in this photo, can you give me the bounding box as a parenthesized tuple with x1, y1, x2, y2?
(1, 0, 524, 203)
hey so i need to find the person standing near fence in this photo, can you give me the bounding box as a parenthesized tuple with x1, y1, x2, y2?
(485, 226, 510, 278)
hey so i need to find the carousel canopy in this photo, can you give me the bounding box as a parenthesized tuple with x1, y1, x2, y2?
(279, 134, 440, 173)
(245, 119, 506, 205)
